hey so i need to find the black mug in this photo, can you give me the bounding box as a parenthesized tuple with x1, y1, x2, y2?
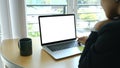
(18, 38, 32, 56)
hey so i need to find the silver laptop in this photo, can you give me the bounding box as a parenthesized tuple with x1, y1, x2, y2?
(38, 14, 82, 60)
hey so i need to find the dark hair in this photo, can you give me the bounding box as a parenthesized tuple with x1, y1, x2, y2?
(116, 0, 120, 2)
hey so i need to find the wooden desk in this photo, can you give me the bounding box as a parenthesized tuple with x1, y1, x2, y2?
(0, 38, 81, 68)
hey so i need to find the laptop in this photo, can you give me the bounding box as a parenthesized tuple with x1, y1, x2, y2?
(38, 14, 82, 60)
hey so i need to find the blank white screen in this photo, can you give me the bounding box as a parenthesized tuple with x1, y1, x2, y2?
(39, 15, 76, 44)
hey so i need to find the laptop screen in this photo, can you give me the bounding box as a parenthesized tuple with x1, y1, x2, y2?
(38, 14, 76, 45)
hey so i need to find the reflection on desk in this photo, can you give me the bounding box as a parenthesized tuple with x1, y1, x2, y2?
(0, 38, 81, 68)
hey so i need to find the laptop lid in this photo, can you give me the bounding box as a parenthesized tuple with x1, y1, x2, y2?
(38, 14, 77, 46)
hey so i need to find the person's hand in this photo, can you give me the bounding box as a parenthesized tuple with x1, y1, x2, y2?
(94, 19, 111, 31)
(77, 36, 88, 45)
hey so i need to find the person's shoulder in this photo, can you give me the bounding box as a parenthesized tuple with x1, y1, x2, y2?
(99, 20, 120, 34)
(106, 20, 120, 27)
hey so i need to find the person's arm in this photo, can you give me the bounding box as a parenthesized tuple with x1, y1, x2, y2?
(78, 19, 111, 68)
(78, 31, 98, 68)
(80, 31, 98, 57)
(78, 20, 120, 68)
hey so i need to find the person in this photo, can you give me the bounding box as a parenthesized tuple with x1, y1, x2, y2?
(78, 0, 120, 68)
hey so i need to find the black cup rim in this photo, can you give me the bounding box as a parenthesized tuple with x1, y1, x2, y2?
(20, 38, 31, 42)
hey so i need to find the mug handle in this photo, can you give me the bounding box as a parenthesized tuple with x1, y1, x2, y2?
(18, 40, 20, 49)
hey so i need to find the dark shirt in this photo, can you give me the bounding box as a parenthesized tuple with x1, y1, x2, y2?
(78, 20, 120, 68)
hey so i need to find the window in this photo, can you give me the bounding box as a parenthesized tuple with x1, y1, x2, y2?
(76, 0, 106, 36)
(26, 0, 67, 37)
(26, 0, 106, 37)
(0, 11, 1, 41)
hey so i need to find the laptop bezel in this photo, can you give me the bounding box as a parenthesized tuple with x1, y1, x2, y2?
(38, 14, 77, 46)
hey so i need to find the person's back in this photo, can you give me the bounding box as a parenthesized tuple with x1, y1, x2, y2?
(78, 0, 120, 68)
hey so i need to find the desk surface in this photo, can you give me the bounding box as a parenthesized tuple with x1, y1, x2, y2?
(1, 38, 81, 68)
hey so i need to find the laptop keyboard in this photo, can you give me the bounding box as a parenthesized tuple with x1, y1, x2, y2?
(47, 41, 78, 51)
